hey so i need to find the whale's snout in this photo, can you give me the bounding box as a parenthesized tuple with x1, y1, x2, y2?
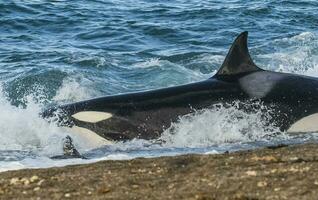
(40, 106, 58, 119)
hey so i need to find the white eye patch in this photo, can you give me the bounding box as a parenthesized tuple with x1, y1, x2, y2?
(72, 111, 113, 123)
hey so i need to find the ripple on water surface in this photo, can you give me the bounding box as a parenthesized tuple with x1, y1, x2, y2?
(1, 0, 318, 171)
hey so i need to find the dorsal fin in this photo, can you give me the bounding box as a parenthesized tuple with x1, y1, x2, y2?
(214, 31, 262, 79)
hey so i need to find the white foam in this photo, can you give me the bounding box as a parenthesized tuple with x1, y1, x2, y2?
(281, 32, 316, 43)
(0, 81, 106, 169)
(66, 53, 113, 68)
(53, 76, 98, 102)
(133, 58, 162, 69)
(199, 54, 224, 68)
(0, 155, 130, 173)
(260, 31, 318, 76)
(0, 90, 65, 156)
(132, 58, 211, 86)
(160, 102, 284, 148)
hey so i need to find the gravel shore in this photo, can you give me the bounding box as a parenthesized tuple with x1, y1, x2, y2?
(1, 143, 318, 199)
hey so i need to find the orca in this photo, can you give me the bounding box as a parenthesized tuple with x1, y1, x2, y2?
(42, 31, 318, 143)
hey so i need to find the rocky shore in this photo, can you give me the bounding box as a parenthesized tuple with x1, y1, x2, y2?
(1, 143, 318, 199)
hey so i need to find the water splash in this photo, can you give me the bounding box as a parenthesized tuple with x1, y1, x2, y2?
(0, 89, 65, 156)
(160, 101, 284, 148)
(0, 77, 105, 161)
(53, 75, 99, 103)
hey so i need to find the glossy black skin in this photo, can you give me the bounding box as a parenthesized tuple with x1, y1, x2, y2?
(235, 71, 318, 130)
(42, 70, 318, 141)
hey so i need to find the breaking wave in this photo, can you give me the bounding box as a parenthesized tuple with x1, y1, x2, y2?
(258, 32, 318, 77)
(160, 101, 284, 148)
(53, 75, 99, 103)
(0, 77, 107, 161)
(0, 89, 65, 157)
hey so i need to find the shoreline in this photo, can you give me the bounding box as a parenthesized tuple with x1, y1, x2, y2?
(1, 143, 318, 199)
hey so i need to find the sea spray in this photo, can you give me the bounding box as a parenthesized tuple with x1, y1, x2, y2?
(160, 101, 285, 148)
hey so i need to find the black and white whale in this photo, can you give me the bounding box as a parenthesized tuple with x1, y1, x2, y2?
(42, 31, 318, 145)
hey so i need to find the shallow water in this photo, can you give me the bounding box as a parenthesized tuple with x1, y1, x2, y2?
(1, 0, 318, 171)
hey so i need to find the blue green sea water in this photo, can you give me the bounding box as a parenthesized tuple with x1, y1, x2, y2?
(1, 0, 318, 170)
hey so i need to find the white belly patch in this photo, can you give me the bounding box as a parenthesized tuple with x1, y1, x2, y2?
(287, 113, 318, 133)
(65, 125, 113, 149)
(72, 111, 113, 123)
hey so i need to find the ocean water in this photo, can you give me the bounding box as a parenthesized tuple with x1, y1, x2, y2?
(1, 0, 318, 171)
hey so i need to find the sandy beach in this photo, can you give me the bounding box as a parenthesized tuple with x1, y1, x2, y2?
(0, 143, 317, 199)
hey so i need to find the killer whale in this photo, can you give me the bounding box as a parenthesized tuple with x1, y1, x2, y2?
(42, 31, 318, 143)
